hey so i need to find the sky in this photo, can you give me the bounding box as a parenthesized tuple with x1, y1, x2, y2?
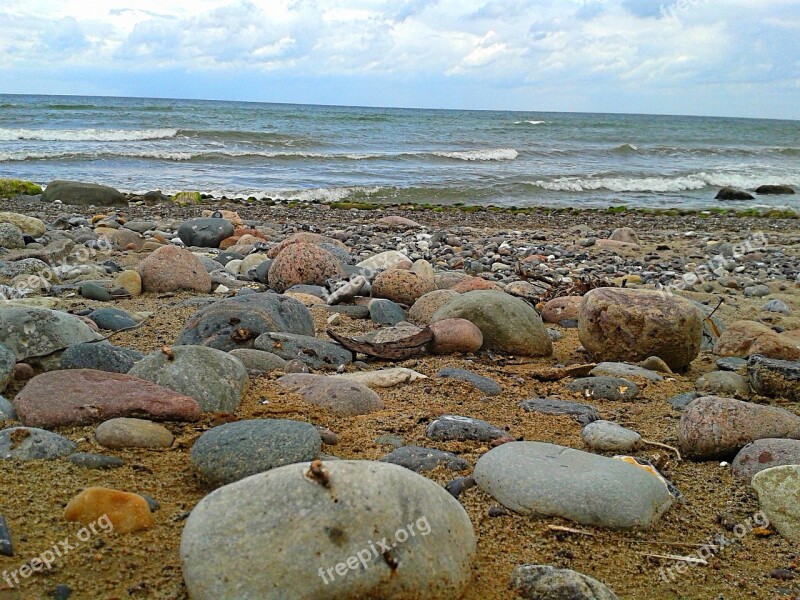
(1, 0, 799, 119)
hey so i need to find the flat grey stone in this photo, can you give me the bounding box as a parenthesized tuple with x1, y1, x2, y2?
(581, 420, 642, 452)
(0, 427, 76, 461)
(519, 398, 601, 425)
(436, 368, 501, 396)
(744, 284, 770, 298)
(67, 452, 125, 469)
(427, 415, 506, 442)
(228, 349, 287, 374)
(88, 307, 138, 331)
(381, 445, 468, 473)
(369, 298, 406, 326)
(717, 357, 748, 371)
(60, 340, 144, 373)
(255, 332, 352, 370)
(590, 362, 663, 382)
(325, 305, 370, 319)
(667, 391, 701, 411)
(762, 299, 791, 315)
(511, 564, 619, 600)
(695, 371, 750, 398)
(0, 307, 103, 362)
(566, 377, 639, 401)
(277, 373, 384, 416)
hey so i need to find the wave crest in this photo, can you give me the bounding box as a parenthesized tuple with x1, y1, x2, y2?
(0, 128, 178, 142)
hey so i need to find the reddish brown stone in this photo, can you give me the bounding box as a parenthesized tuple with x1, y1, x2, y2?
(451, 278, 503, 293)
(219, 236, 240, 250)
(267, 242, 345, 293)
(267, 232, 347, 259)
(541, 296, 582, 324)
(65, 487, 153, 534)
(136, 245, 212, 293)
(372, 269, 435, 306)
(429, 318, 483, 355)
(14, 369, 200, 427)
(714, 320, 800, 361)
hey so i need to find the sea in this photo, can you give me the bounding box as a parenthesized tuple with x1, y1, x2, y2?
(1, 94, 798, 210)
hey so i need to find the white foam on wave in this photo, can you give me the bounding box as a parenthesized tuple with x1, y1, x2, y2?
(515, 120, 546, 125)
(433, 148, 518, 161)
(0, 128, 178, 142)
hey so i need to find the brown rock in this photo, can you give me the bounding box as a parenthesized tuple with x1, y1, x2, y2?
(267, 242, 345, 294)
(594, 239, 641, 251)
(64, 487, 153, 534)
(372, 269, 435, 306)
(14, 369, 201, 427)
(276, 373, 384, 416)
(267, 232, 347, 259)
(202, 209, 243, 227)
(541, 296, 582, 324)
(578, 288, 703, 371)
(115, 270, 142, 296)
(451, 278, 503, 293)
(608, 227, 640, 245)
(110, 229, 145, 251)
(219, 236, 240, 250)
(136, 245, 212, 293)
(429, 319, 483, 354)
(714, 321, 800, 361)
(95, 417, 174, 449)
(678, 396, 800, 459)
(376, 215, 422, 227)
(408, 290, 460, 325)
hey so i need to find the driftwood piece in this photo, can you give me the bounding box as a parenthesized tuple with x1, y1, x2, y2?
(529, 363, 597, 381)
(327, 327, 433, 360)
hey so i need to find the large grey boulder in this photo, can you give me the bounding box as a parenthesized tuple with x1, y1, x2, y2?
(180, 460, 476, 599)
(473, 441, 672, 529)
(41, 180, 126, 207)
(0, 307, 103, 362)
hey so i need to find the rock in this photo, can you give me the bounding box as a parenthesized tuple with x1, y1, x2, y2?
(752, 466, 800, 543)
(228, 349, 287, 374)
(129, 346, 247, 413)
(381, 445, 468, 473)
(60, 340, 144, 373)
(137, 245, 212, 293)
(714, 320, 800, 361)
(748, 355, 800, 401)
(590, 362, 663, 382)
(326, 275, 367, 305)
(432, 290, 552, 357)
(42, 180, 126, 207)
(95, 418, 174, 449)
(180, 460, 475, 600)
(368, 298, 406, 325)
(732, 439, 800, 484)
(436, 367, 501, 396)
(541, 296, 582, 324)
(0, 307, 103, 362)
(756, 185, 795, 195)
(0, 223, 25, 249)
(277, 373, 384, 416)
(79, 282, 113, 302)
(451, 277, 502, 293)
(327, 322, 433, 360)
(0, 395, 16, 421)
(176, 293, 315, 351)
(428, 319, 483, 355)
(0, 345, 13, 392)
(511, 565, 619, 600)
(13, 369, 201, 427)
(177, 218, 235, 248)
(377, 215, 422, 227)
(566, 377, 639, 401)
(67, 452, 126, 469)
(473, 442, 672, 529)
(372, 269, 435, 306)
(333, 368, 427, 388)
(578, 288, 703, 371)
(64, 487, 152, 534)
(695, 371, 750, 398)
(408, 290, 460, 325)
(0, 212, 45, 236)
(717, 357, 748, 371)
(267, 232, 347, 259)
(356, 250, 412, 272)
(109, 228, 144, 251)
(608, 227, 639, 245)
(581, 420, 642, 452)
(0, 427, 76, 460)
(678, 396, 800, 459)
(123, 220, 157, 234)
(190, 419, 321, 486)
(667, 391, 701, 411)
(763, 299, 792, 315)
(268, 242, 345, 293)
(426, 415, 506, 442)
(88, 307, 138, 331)
(115, 270, 142, 295)
(254, 332, 352, 370)
(744, 284, 771, 298)
(520, 398, 601, 425)
(715, 187, 755, 200)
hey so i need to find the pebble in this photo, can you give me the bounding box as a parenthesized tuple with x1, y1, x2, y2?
(0, 427, 76, 460)
(408, 289, 459, 325)
(177, 217, 235, 248)
(0, 344, 14, 392)
(267, 242, 345, 293)
(426, 415, 507, 442)
(695, 370, 750, 398)
(64, 487, 153, 534)
(0, 514, 13, 557)
(748, 355, 800, 401)
(380, 445, 469, 472)
(371, 268, 435, 306)
(667, 391, 701, 411)
(511, 564, 619, 600)
(60, 340, 144, 373)
(716, 356, 748, 371)
(520, 397, 601, 424)
(95, 417, 175, 449)
(0, 394, 17, 421)
(445, 476, 477, 499)
(190, 419, 321, 486)
(732, 439, 800, 484)
(67, 452, 126, 469)
(590, 362, 663, 382)
(762, 299, 792, 314)
(277, 373, 384, 416)
(254, 332, 352, 370)
(0, 307, 102, 361)
(334, 367, 427, 388)
(375, 434, 405, 448)
(227, 349, 287, 374)
(436, 367, 502, 396)
(581, 420, 642, 452)
(367, 298, 406, 325)
(428, 318, 483, 355)
(88, 307, 138, 331)
(566, 377, 639, 401)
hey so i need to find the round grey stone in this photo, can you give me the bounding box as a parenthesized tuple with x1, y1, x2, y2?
(0, 395, 16, 421)
(228, 349, 287, 374)
(0, 307, 103, 362)
(436, 368, 501, 396)
(581, 420, 642, 452)
(0, 427, 76, 461)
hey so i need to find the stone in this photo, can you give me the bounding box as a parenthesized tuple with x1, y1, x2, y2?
(763, 299, 792, 315)
(715, 187, 754, 201)
(109, 228, 144, 251)
(678, 396, 800, 459)
(744, 284, 771, 298)
(368, 298, 406, 326)
(714, 320, 800, 361)
(0, 212, 45, 236)
(372, 269, 435, 306)
(268, 242, 345, 294)
(190, 419, 321, 486)
(176, 293, 314, 351)
(333, 368, 427, 388)
(608, 227, 639, 245)
(0, 307, 103, 362)
(511, 565, 619, 600)
(177, 218, 235, 248)
(381, 445, 468, 473)
(732, 439, 800, 484)
(638, 356, 672, 374)
(267, 232, 347, 259)
(95, 418, 174, 449)
(60, 340, 144, 373)
(180, 460, 475, 600)
(13, 369, 201, 427)
(426, 415, 506, 442)
(752, 466, 800, 543)
(695, 371, 750, 398)
(67, 452, 126, 469)
(541, 296, 582, 324)
(428, 319, 483, 355)
(42, 180, 126, 207)
(377, 215, 422, 227)
(0, 427, 76, 460)
(356, 250, 413, 272)
(326, 275, 367, 305)
(277, 373, 384, 416)
(566, 377, 639, 401)
(254, 332, 352, 370)
(590, 362, 663, 382)
(64, 487, 152, 534)
(473, 442, 672, 529)
(451, 278, 502, 293)
(228, 349, 287, 374)
(115, 270, 142, 295)
(581, 420, 642, 452)
(520, 398, 601, 425)
(0, 395, 16, 421)
(578, 288, 703, 371)
(0, 344, 13, 392)
(79, 282, 113, 302)
(408, 290, 460, 325)
(436, 367, 501, 396)
(137, 245, 212, 293)
(122, 220, 157, 234)
(717, 357, 748, 371)
(432, 290, 552, 357)
(0, 223, 25, 249)
(667, 391, 701, 411)
(129, 346, 247, 413)
(756, 184, 795, 195)
(88, 307, 138, 331)
(748, 355, 800, 401)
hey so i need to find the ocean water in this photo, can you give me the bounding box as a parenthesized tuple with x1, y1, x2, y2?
(1, 94, 798, 209)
